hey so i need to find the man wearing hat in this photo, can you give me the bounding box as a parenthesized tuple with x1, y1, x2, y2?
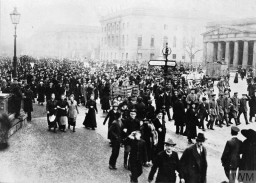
(237, 94, 250, 125)
(229, 92, 240, 126)
(207, 94, 218, 130)
(180, 133, 208, 183)
(217, 92, 225, 127)
(148, 138, 180, 183)
(197, 97, 209, 131)
(221, 126, 242, 183)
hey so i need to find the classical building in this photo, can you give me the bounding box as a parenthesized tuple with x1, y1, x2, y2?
(25, 24, 101, 59)
(203, 19, 256, 68)
(99, 8, 207, 63)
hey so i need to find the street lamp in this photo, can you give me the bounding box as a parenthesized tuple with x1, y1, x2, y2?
(10, 7, 21, 78)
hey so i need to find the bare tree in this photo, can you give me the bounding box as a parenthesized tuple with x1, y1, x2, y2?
(184, 38, 202, 64)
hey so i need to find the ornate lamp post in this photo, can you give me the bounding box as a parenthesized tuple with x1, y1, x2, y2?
(10, 7, 21, 78)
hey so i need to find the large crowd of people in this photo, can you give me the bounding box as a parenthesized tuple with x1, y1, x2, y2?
(0, 56, 256, 182)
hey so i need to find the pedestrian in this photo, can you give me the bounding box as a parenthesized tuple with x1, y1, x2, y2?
(229, 92, 240, 126)
(197, 97, 209, 131)
(67, 94, 79, 132)
(108, 112, 123, 170)
(221, 126, 242, 183)
(223, 93, 232, 127)
(216, 93, 225, 127)
(173, 94, 186, 134)
(152, 111, 166, 156)
(37, 81, 45, 105)
(0, 113, 12, 151)
(122, 109, 141, 169)
(180, 133, 208, 183)
(248, 90, 256, 122)
(140, 118, 158, 166)
(23, 85, 34, 121)
(237, 94, 249, 124)
(238, 129, 256, 182)
(103, 103, 120, 144)
(124, 131, 147, 183)
(148, 138, 180, 183)
(83, 95, 98, 130)
(57, 94, 69, 132)
(46, 93, 58, 132)
(234, 72, 238, 83)
(145, 100, 155, 121)
(185, 101, 198, 144)
(207, 94, 218, 130)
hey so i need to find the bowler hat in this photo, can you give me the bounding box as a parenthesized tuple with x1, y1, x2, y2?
(164, 138, 176, 146)
(196, 133, 206, 142)
(231, 126, 240, 133)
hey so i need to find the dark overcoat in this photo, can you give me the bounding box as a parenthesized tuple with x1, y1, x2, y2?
(83, 99, 97, 128)
(173, 99, 186, 126)
(148, 151, 180, 183)
(23, 89, 34, 112)
(180, 144, 208, 183)
(185, 108, 198, 139)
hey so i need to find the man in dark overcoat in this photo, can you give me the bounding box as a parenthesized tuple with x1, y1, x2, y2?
(23, 85, 34, 121)
(148, 138, 180, 183)
(180, 133, 208, 183)
(237, 94, 249, 124)
(173, 94, 186, 134)
(221, 126, 242, 183)
(197, 97, 209, 131)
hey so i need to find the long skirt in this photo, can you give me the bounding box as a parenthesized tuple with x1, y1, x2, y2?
(47, 114, 57, 128)
(83, 109, 97, 128)
(59, 116, 67, 130)
(68, 117, 76, 126)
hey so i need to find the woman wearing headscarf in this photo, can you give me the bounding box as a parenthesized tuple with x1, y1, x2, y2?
(67, 94, 79, 132)
(83, 95, 98, 130)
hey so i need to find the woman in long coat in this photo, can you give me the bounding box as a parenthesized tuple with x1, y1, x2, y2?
(46, 93, 58, 132)
(83, 95, 98, 130)
(68, 94, 79, 132)
(185, 102, 198, 144)
(234, 72, 239, 83)
(57, 94, 69, 132)
(23, 85, 34, 121)
(37, 81, 45, 105)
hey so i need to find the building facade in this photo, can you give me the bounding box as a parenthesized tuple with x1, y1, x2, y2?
(25, 25, 101, 59)
(100, 8, 206, 63)
(203, 19, 256, 68)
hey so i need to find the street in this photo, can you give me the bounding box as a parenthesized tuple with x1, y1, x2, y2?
(0, 74, 255, 183)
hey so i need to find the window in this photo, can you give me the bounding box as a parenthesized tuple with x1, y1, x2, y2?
(137, 53, 142, 59)
(126, 53, 128, 59)
(150, 53, 154, 59)
(164, 24, 168, 30)
(163, 36, 168, 47)
(122, 35, 125, 47)
(126, 35, 128, 46)
(173, 36, 176, 48)
(172, 54, 176, 59)
(138, 36, 142, 47)
(150, 37, 154, 47)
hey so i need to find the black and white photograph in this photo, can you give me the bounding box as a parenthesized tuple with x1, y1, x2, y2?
(0, 0, 256, 182)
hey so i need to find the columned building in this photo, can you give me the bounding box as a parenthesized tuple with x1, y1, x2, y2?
(100, 8, 206, 63)
(203, 19, 256, 68)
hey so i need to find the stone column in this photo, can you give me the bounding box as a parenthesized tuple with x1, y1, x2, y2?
(233, 41, 239, 68)
(253, 41, 256, 68)
(217, 42, 222, 61)
(203, 42, 207, 63)
(242, 41, 249, 68)
(225, 41, 230, 65)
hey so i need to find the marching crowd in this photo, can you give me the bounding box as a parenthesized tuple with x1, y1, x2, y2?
(1, 58, 256, 183)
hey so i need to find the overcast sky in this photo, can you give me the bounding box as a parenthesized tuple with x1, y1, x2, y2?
(2, 0, 256, 48)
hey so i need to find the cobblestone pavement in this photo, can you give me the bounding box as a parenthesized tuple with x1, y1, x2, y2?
(1, 73, 255, 183)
